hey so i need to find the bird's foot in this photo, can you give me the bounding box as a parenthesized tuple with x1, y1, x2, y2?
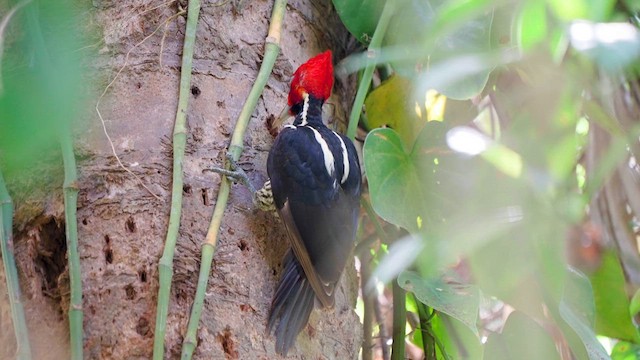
(205, 154, 257, 194)
(206, 154, 276, 213)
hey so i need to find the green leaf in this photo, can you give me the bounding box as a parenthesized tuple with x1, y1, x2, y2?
(382, 0, 495, 99)
(484, 311, 561, 360)
(363, 123, 465, 233)
(399, 270, 480, 336)
(364, 75, 435, 147)
(468, 230, 548, 315)
(363, 128, 427, 233)
(0, 1, 86, 176)
(332, 0, 385, 44)
(591, 251, 640, 342)
(560, 268, 610, 360)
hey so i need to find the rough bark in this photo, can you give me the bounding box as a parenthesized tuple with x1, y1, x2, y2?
(0, 0, 361, 359)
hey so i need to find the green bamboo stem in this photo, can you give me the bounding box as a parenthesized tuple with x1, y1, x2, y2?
(346, 0, 396, 140)
(153, 0, 201, 359)
(19, 2, 83, 357)
(0, 171, 31, 359)
(180, 1, 287, 358)
(59, 132, 83, 360)
(391, 280, 406, 360)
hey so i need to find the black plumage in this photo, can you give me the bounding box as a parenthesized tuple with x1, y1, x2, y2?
(266, 93, 361, 355)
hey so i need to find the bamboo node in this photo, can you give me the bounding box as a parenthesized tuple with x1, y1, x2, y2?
(64, 181, 80, 190)
(265, 36, 277, 44)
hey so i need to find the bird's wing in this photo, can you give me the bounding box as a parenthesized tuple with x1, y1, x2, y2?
(278, 201, 336, 307)
(268, 127, 360, 308)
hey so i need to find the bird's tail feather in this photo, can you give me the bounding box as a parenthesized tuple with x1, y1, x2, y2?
(267, 251, 316, 355)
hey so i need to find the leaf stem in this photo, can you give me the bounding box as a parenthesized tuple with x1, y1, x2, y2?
(416, 298, 436, 359)
(346, 0, 396, 140)
(391, 279, 406, 360)
(179, 1, 287, 358)
(360, 247, 374, 360)
(152, 1, 201, 358)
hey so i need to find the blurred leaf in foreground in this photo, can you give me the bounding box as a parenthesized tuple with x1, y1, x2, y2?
(0, 1, 86, 176)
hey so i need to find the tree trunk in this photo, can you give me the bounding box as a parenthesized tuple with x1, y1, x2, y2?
(0, 0, 361, 358)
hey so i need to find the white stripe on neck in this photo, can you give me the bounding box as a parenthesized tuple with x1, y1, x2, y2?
(300, 93, 310, 126)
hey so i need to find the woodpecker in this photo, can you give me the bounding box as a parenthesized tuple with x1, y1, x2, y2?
(266, 50, 362, 355)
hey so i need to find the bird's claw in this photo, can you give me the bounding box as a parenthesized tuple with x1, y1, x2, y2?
(205, 155, 257, 194)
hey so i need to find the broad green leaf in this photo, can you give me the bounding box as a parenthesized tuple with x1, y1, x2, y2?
(365, 75, 445, 147)
(363, 123, 466, 233)
(560, 268, 610, 360)
(383, 0, 494, 99)
(468, 230, 547, 316)
(0, 1, 86, 177)
(399, 270, 480, 336)
(484, 311, 561, 360)
(591, 251, 639, 342)
(363, 128, 428, 233)
(332, 0, 385, 44)
(466, 197, 569, 316)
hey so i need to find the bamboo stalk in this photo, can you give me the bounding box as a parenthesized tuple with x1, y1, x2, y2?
(153, 0, 201, 358)
(180, 1, 287, 358)
(59, 132, 83, 360)
(346, 0, 396, 140)
(18, 2, 83, 357)
(0, 171, 31, 359)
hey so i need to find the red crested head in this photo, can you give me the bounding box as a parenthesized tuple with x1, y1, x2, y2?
(288, 50, 334, 107)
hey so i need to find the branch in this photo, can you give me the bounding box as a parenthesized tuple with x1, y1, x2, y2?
(152, 0, 201, 358)
(180, 0, 287, 358)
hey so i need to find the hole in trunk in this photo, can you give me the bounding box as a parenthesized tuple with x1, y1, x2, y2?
(33, 218, 67, 305)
